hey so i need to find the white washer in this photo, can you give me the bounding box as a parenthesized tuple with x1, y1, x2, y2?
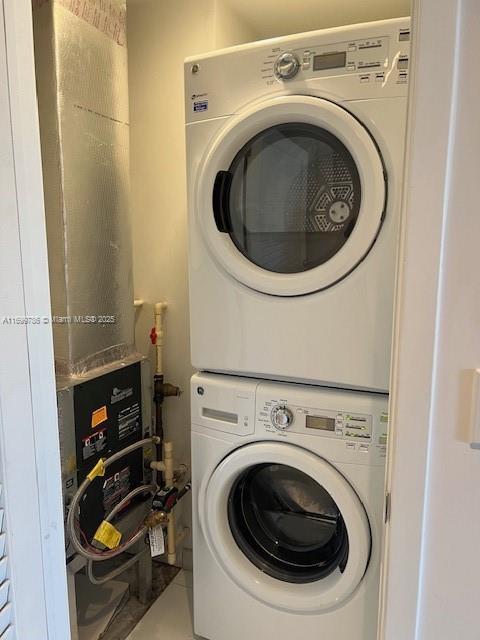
(185, 18, 410, 392)
(191, 372, 389, 640)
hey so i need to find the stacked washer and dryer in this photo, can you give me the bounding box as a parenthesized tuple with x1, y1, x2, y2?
(185, 17, 410, 640)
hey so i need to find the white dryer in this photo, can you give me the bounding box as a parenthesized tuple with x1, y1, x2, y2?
(191, 372, 389, 640)
(185, 18, 410, 392)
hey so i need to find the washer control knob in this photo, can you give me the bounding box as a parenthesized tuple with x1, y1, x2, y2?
(274, 52, 300, 80)
(271, 405, 294, 430)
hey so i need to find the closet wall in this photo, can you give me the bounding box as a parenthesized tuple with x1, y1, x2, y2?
(127, 0, 259, 553)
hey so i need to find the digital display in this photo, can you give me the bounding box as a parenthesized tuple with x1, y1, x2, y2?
(313, 51, 347, 72)
(306, 415, 336, 431)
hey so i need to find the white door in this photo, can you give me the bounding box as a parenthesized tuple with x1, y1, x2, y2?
(196, 95, 386, 295)
(0, 1, 70, 638)
(199, 442, 371, 613)
(379, 1, 480, 639)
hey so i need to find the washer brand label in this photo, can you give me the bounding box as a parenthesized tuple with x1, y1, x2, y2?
(193, 100, 208, 112)
(111, 386, 133, 404)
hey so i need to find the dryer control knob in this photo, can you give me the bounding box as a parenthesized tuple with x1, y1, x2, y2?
(274, 52, 300, 80)
(271, 405, 294, 430)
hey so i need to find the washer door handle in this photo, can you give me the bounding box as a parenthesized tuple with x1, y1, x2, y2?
(213, 170, 233, 233)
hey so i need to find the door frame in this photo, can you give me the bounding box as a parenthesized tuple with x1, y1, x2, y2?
(0, 0, 467, 638)
(378, 0, 462, 638)
(0, 1, 70, 638)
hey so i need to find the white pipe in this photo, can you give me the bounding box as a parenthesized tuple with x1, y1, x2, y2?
(150, 460, 166, 472)
(154, 302, 167, 376)
(162, 440, 177, 565)
(134, 299, 144, 308)
(163, 442, 174, 482)
(167, 512, 176, 565)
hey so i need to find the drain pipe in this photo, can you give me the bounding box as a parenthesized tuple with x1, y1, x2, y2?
(150, 302, 181, 564)
(150, 303, 180, 453)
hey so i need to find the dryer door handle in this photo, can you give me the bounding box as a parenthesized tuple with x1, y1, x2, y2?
(213, 170, 233, 233)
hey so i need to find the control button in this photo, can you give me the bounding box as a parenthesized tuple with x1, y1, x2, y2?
(360, 75, 370, 83)
(347, 63, 356, 71)
(346, 442, 356, 450)
(348, 44, 357, 51)
(379, 434, 388, 445)
(375, 73, 385, 82)
(336, 428, 343, 436)
(359, 444, 369, 453)
(302, 62, 311, 71)
(274, 52, 300, 80)
(303, 50, 311, 61)
(397, 57, 409, 70)
(271, 405, 294, 430)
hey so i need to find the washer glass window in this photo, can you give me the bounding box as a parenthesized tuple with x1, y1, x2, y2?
(227, 123, 361, 274)
(228, 463, 349, 583)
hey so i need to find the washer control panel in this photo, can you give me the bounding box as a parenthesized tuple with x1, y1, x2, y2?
(256, 382, 389, 461)
(261, 399, 374, 439)
(270, 404, 294, 430)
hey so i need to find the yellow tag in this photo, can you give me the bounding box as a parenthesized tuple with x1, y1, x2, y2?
(93, 521, 122, 550)
(87, 458, 106, 481)
(91, 406, 108, 429)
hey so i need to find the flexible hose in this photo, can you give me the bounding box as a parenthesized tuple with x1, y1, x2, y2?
(87, 550, 147, 585)
(66, 437, 159, 562)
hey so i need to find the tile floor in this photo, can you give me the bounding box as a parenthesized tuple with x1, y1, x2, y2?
(98, 561, 180, 640)
(126, 571, 199, 640)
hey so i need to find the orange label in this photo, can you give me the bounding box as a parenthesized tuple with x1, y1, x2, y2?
(91, 406, 108, 429)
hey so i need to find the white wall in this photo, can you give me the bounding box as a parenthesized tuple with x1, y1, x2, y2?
(224, 0, 410, 41)
(414, 1, 480, 637)
(128, 0, 214, 555)
(214, 0, 260, 49)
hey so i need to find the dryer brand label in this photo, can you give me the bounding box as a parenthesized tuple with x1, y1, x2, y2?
(193, 99, 208, 112)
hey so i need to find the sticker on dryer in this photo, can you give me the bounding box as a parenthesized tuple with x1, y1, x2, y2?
(193, 99, 208, 112)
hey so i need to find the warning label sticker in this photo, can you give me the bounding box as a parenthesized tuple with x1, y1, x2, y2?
(91, 405, 108, 429)
(118, 402, 141, 440)
(82, 428, 107, 461)
(102, 466, 130, 513)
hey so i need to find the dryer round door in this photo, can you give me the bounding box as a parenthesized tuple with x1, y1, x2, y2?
(199, 441, 371, 613)
(196, 95, 386, 296)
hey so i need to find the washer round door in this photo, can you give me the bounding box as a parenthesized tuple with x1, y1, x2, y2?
(196, 95, 386, 296)
(199, 442, 371, 613)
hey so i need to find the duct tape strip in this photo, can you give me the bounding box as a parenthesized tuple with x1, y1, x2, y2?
(94, 520, 122, 549)
(87, 458, 106, 481)
(32, 0, 127, 46)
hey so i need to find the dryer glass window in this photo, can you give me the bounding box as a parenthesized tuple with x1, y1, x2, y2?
(226, 123, 361, 274)
(228, 463, 349, 583)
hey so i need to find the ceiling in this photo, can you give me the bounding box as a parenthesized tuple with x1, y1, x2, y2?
(223, 0, 411, 40)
